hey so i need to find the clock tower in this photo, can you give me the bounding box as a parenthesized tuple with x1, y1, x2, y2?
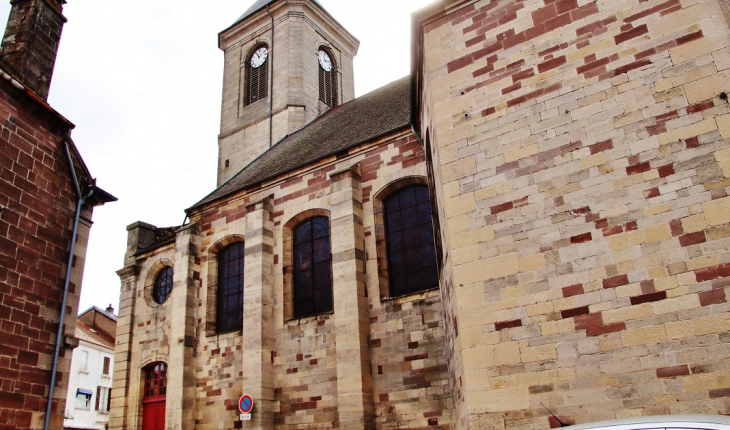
(217, 0, 359, 186)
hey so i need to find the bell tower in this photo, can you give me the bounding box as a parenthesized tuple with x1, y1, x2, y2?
(217, 0, 359, 186)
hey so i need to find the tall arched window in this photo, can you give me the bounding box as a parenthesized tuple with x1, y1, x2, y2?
(384, 185, 438, 297)
(216, 242, 244, 333)
(152, 266, 173, 305)
(244, 44, 269, 106)
(293, 217, 332, 318)
(318, 48, 337, 107)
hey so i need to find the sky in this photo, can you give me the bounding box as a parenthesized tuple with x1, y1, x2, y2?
(0, 0, 433, 314)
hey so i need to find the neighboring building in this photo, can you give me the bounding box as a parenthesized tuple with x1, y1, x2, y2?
(0, 1, 116, 429)
(112, 0, 730, 429)
(64, 306, 117, 430)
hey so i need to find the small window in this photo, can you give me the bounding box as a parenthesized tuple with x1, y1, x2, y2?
(152, 266, 173, 305)
(79, 350, 88, 373)
(75, 389, 92, 409)
(318, 48, 337, 107)
(384, 185, 438, 296)
(293, 217, 333, 318)
(95, 386, 111, 412)
(217, 242, 245, 333)
(245, 44, 269, 106)
(144, 362, 167, 399)
(102, 356, 111, 376)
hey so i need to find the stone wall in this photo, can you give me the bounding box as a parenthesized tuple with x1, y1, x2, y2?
(113, 131, 453, 429)
(0, 78, 90, 429)
(217, 1, 358, 186)
(418, 0, 730, 427)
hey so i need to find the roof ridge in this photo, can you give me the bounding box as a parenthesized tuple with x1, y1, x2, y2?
(186, 76, 411, 212)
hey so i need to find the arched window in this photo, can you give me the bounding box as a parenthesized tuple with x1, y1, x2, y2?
(318, 48, 337, 107)
(244, 44, 269, 106)
(152, 266, 173, 305)
(384, 185, 438, 297)
(293, 216, 332, 318)
(144, 362, 167, 400)
(216, 242, 244, 333)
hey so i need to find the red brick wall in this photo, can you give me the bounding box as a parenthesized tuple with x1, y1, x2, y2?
(0, 80, 86, 430)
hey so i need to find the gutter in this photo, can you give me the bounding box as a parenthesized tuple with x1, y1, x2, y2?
(44, 135, 116, 430)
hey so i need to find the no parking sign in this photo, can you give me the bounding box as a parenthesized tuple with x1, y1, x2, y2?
(239, 394, 254, 415)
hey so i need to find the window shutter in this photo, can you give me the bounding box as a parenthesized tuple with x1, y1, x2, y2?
(95, 386, 101, 411)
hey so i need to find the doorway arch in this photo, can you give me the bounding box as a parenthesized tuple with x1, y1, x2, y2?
(142, 362, 167, 430)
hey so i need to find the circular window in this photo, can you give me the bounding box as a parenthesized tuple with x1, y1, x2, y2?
(152, 267, 173, 305)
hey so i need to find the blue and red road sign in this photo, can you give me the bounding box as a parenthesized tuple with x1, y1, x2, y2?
(239, 394, 254, 414)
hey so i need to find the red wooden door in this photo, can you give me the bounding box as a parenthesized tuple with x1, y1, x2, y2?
(142, 363, 167, 430)
(142, 398, 166, 430)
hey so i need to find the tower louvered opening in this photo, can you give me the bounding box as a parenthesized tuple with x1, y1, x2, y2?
(319, 53, 337, 107)
(245, 45, 269, 106)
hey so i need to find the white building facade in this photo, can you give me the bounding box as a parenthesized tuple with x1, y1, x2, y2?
(64, 307, 117, 430)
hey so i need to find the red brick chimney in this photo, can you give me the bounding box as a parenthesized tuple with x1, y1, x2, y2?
(0, 0, 67, 100)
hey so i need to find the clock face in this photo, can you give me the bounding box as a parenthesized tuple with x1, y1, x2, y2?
(318, 50, 332, 72)
(251, 46, 268, 68)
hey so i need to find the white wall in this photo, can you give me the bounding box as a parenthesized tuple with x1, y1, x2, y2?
(64, 340, 114, 429)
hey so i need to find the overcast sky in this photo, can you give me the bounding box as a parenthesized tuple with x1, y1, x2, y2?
(0, 0, 433, 314)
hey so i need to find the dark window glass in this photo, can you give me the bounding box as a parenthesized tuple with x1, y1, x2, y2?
(144, 362, 167, 399)
(152, 267, 173, 305)
(217, 242, 244, 333)
(384, 185, 439, 296)
(293, 217, 332, 318)
(245, 44, 268, 106)
(102, 356, 110, 375)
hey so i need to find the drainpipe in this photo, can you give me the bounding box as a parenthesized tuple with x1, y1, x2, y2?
(266, 4, 274, 147)
(44, 135, 94, 430)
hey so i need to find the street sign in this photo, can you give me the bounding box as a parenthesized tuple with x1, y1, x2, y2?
(239, 394, 254, 414)
(240, 413, 251, 421)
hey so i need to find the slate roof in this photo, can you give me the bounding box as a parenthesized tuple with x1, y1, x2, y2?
(78, 305, 117, 322)
(232, 0, 324, 27)
(75, 321, 115, 350)
(187, 75, 411, 212)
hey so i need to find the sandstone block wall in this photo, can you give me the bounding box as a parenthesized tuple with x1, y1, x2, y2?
(419, 0, 730, 427)
(217, 1, 357, 186)
(113, 131, 453, 429)
(0, 79, 91, 429)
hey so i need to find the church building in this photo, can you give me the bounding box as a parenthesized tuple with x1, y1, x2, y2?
(111, 0, 730, 428)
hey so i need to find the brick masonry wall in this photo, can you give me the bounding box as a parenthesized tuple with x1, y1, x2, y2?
(0, 81, 91, 429)
(0, 0, 66, 101)
(419, 0, 730, 427)
(116, 130, 454, 429)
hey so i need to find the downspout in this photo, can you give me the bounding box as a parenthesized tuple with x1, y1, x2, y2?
(44, 134, 94, 430)
(266, 4, 275, 147)
(411, 124, 424, 147)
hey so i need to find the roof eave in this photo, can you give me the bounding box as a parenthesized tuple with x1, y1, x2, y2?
(218, 0, 359, 51)
(185, 123, 412, 214)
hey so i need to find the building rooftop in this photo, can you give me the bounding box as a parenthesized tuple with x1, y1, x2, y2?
(78, 305, 117, 322)
(75, 321, 115, 350)
(188, 75, 411, 211)
(231, 0, 324, 27)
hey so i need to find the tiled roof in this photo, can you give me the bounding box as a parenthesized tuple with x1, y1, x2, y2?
(188, 76, 411, 211)
(75, 321, 115, 350)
